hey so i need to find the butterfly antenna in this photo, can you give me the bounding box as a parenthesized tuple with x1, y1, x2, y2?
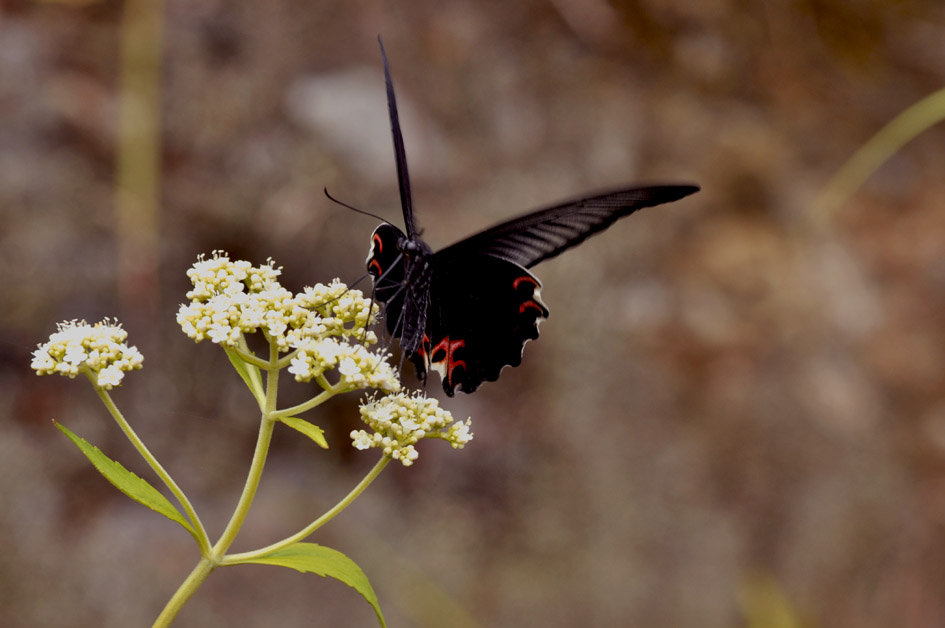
(324, 188, 390, 224)
(347, 272, 371, 289)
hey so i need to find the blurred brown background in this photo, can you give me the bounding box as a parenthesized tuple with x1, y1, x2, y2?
(3, 1, 945, 626)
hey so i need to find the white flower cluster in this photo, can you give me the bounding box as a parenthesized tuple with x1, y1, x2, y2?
(351, 393, 473, 466)
(31, 319, 144, 389)
(288, 340, 399, 392)
(177, 252, 398, 392)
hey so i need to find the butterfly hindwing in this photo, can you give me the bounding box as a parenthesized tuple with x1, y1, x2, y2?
(367, 225, 550, 395)
(414, 254, 549, 396)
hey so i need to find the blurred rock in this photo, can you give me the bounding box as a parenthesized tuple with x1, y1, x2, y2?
(285, 67, 453, 184)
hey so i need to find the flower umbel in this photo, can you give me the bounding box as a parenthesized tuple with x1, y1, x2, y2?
(31, 319, 143, 389)
(176, 252, 397, 392)
(178, 253, 377, 344)
(352, 393, 473, 466)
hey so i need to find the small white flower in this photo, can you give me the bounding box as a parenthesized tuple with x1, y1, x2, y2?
(30, 349, 55, 372)
(350, 430, 374, 450)
(447, 419, 474, 448)
(338, 357, 359, 377)
(97, 364, 124, 389)
(63, 343, 86, 366)
(288, 353, 312, 379)
(207, 323, 231, 344)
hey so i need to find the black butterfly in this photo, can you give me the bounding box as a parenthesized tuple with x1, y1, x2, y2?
(366, 41, 699, 396)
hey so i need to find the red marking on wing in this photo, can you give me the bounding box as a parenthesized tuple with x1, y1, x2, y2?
(513, 275, 539, 290)
(447, 339, 466, 381)
(519, 300, 544, 315)
(369, 259, 382, 275)
(430, 337, 449, 364)
(427, 336, 467, 387)
(417, 334, 431, 359)
(373, 232, 383, 252)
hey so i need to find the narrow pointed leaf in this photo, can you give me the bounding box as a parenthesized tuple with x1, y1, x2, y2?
(224, 346, 264, 400)
(242, 542, 385, 627)
(55, 422, 195, 536)
(279, 416, 329, 449)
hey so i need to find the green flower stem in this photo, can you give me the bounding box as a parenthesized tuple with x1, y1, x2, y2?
(271, 383, 347, 419)
(230, 344, 272, 371)
(274, 349, 300, 370)
(813, 86, 945, 227)
(152, 557, 214, 628)
(93, 382, 210, 554)
(210, 342, 281, 559)
(222, 454, 391, 565)
(155, 337, 292, 624)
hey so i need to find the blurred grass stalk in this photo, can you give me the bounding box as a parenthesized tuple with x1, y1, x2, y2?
(739, 575, 807, 628)
(116, 0, 165, 314)
(813, 86, 945, 227)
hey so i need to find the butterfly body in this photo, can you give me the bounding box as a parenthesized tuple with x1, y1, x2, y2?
(367, 40, 699, 396)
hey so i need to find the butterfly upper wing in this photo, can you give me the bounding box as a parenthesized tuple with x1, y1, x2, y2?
(379, 38, 419, 239)
(413, 254, 549, 396)
(438, 185, 700, 269)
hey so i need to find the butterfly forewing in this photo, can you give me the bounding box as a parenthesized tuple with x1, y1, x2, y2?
(379, 38, 419, 238)
(439, 185, 699, 269)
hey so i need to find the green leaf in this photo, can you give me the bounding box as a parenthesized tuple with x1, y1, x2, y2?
(55, 422, 195, 536)
(242, 543, 385, 627)
(224, 346, 263, 400)
(279, 416, 329, 449)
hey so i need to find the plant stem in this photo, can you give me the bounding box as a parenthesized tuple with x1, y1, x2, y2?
(94, 384, 210, 553)
(813, 86, 945, 227)
(274, 349, 301, 370)
(152, 557, 215, 628)
(115, 0, 163, 313)
(210, 342, 281, 557)
(271, 383, 345, 419)
(231, 344, 272, 371)
(223, 455, 390, 564)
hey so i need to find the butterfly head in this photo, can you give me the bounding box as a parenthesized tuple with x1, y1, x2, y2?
(366, 223, 433, 281)
(399, 235, 432, 258)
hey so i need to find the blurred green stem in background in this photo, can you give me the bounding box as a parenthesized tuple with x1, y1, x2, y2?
(813, 86, 945, 227)
(116, 0, 165, 312)
(739, 574, 806, 628)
